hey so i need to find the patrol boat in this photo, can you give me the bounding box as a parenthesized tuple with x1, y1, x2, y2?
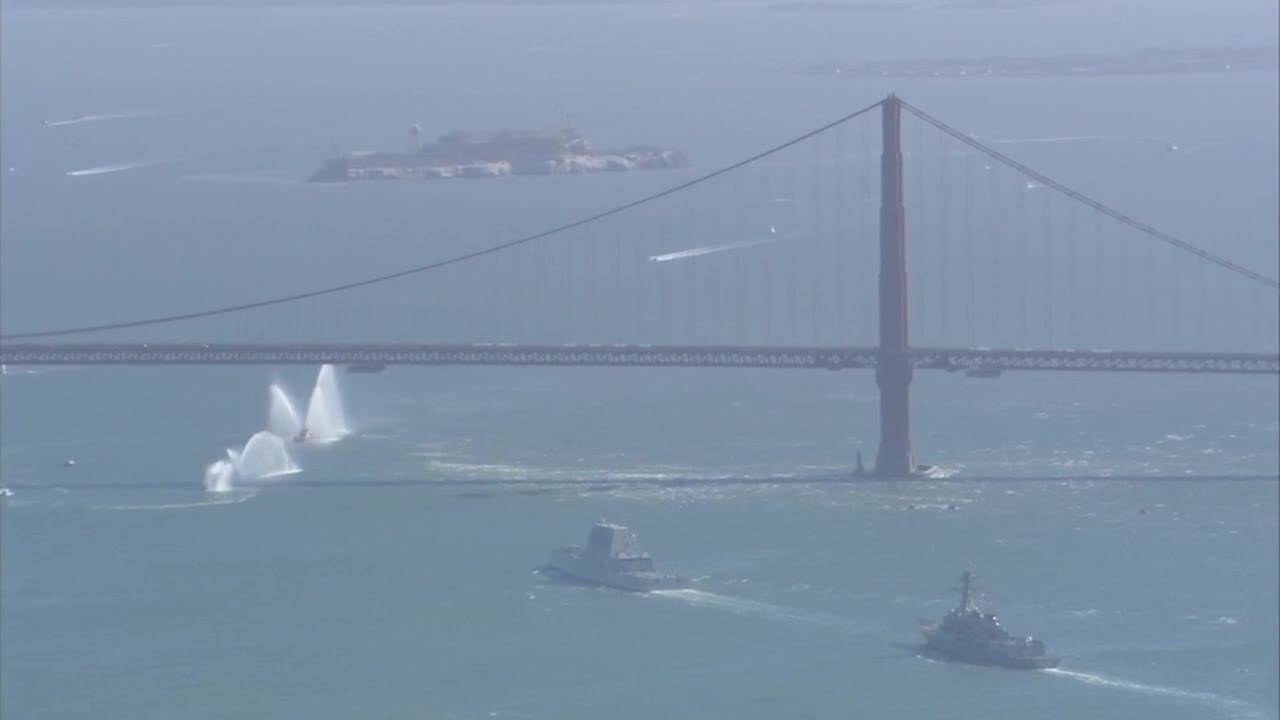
(920, 570, 1060, 670)
(546, 521, 690, 593)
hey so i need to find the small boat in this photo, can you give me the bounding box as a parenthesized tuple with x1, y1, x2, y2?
(293, 428, 313, 443)
(347, 364, 386, 374)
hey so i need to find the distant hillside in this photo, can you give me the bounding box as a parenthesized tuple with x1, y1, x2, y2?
(0, 0, 1073, 8)
(8, 0, 688, 7)
(2, 0, 666, 8)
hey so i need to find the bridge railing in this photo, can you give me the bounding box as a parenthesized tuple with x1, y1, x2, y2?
(2, 342, 1275, 374)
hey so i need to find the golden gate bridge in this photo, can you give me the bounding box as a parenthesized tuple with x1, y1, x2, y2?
(2, 95, 1277, 476)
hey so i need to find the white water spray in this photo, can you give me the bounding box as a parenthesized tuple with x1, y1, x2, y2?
(201, 430, 298, 493)
(266, 366, 349, 443)
(304, 364, 349, 442)
(202, 459, 236, 493)
(230, 431, 300, 479)
(268, 384, 304, 439)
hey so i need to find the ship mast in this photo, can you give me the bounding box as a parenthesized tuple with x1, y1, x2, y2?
(957, 570, 974, 613)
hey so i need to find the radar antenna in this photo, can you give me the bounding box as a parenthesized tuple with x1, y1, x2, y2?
(952, 569, 985, 613)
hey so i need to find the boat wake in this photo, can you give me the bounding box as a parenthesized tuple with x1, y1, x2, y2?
(649, 237, 776, 263)
(1044, 668, 1266, 719)
(65, 158, 185, 177)
(93, 491, 258, 511)
(0, 365, 41, 376)
(43, 111, 162, 127)
(647, 224, 804, 264)
(66, 162, 151, 177)
(651, 589, 865, 632)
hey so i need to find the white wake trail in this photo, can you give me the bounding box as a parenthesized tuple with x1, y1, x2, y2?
(1044, 668, 1266, 719)
(94, 492, 258, 511)
(651, 589, 866, 632)
(66, 162, 148, 177)
(44, 110, 171, 127)
(649, 238, 775, 263)
(649, 226, 793, 263)
(66, 156, 192, 178)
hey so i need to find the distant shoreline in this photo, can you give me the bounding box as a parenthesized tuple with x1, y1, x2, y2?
(0, 0, 1074, 8)
(802, 46, 1280, 80)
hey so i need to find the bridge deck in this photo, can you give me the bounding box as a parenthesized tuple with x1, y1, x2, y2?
(1, 344, 1276, 374)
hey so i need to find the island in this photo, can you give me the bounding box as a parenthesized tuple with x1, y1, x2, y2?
(802, 45, 1279, 80)
(309, 125, 687, 182)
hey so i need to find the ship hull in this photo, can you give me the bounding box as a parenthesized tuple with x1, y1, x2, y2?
(545, 551, 689, 593)
(922, 630, 1060, 670)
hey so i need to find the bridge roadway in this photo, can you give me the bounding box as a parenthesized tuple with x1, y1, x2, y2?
(2, 343, 1277, 374)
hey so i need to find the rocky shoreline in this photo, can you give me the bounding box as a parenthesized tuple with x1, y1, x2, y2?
(309, 127, 686, 183)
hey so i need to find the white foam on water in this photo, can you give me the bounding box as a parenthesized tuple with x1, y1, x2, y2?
(66, 162, 148, 177)
(651, 589, 865, 632)
(1045, 668, 1266, 719)
(44, 111, 160, 127)
(648, 237, 776, 263)
(93, 492, 258, 511)
(67, 156, 191, 177)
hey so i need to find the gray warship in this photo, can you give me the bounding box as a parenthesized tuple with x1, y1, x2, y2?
(920, 570, 1060, 670)
(545, 521, 690, 593)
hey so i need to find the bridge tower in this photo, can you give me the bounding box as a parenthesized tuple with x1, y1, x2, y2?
(873, 93, 917, 476)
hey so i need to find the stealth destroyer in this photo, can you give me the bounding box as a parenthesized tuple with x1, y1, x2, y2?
(546, 522, 690, 593)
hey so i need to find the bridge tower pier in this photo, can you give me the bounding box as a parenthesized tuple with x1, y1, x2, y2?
(873, 94, 918, 477)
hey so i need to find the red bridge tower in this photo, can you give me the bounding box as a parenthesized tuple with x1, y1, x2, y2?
(874, 94, 918, 476)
